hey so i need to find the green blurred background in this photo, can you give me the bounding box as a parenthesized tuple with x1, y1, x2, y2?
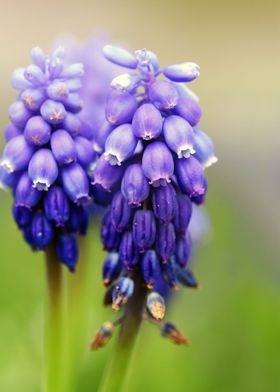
(0, 0, 280, 391)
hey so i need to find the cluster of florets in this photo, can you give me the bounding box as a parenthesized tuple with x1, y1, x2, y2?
(90, 46, 217, 348)
(0, 47, 95, 271)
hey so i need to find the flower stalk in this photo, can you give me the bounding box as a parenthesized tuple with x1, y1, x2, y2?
(44, 243, 65, 392)
(98, 270, 147, 392)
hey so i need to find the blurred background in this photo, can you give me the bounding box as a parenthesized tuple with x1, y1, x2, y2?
(0, 0, 280, 391)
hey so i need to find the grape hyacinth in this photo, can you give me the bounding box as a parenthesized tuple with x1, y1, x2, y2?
(91, 45, 217, 349)
(0, 47, 95, 271)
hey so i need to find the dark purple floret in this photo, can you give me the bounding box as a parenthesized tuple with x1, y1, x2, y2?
(13, 204, 33, 229)
(152, 184, 177, 223)
(15, 172, 41, 209)
(175, 231, 192, 268)
(44, 185, 70, 227)
(121, 164, 150, 207)
(156, 222, 176, 262)
(173, 194, 193, 235)
(132, 210, 156, 253)
(101, 211, 121, 251)
(102, 252, 122, 287)
(119, 231, 139, 271)
(31, 212, 54, 250)
(56, 234, 78, 272)
(141, 249, 160, 289)
(111, 191, 132, 232)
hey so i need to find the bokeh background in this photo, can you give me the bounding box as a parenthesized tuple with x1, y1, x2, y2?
(0, 0, 280, 391)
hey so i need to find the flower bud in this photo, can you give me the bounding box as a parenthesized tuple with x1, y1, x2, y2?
(90, 322, 114, 350)
(90, 184, 114, 207)
(175, 156, 207, 203)
(163, 115, 195, 158)
(15, 172, 41, 209)
(21, 88, 45, 111)
(162, 256, 177, 288)
(24, 116, 51, 146)
(46, 81, 69, 100)
(135, 48, 159, 70)
(60, 63, 84, 78)
(112, 277, 134, 310)
(31, 212, 54, 250)
(92, 120, 113, 153)
(142, 141, 174, 187)
(193, 128, 218, 168)
(110, 191, 132, 232)
(62, 112, 82, 137)
(5, 123, 22, 141)
(67, 205, 89, 235)
(141, 250, 160, 289)
(103, 45, 137, 69)
(119, 231, 139, 271)
(174, 194, 192, 235)
(91, 154, 125, 191)
(13, 204, 32, 229)
(132, 210, 156, 253)
(174, 88, 202, 126)
(177, 268, 198, 288)
(161, 322, 189, 345)
(40, 99, 66, 124)
(146, 292, 165, 320)
(106, 91, 138, 126)
(102, 253, 122, 286)
(9, 101, 32, 128)
(156, 222, 176, 262)
(30, 47, 46, 71)
(44, 185, 70, 227)
(75, 136, 96, 169)
(50, 130, 77, 165)
(152, 184, 177, 223)
(0, 167, 21, 190)
(1, 135, 34, 173)
(104, 123, 138, 166)
(101, 211, 121, 251)
(111, 73, 140, 92)
(62, 93, 83, 114)
(148, 80, 178, 110)
(121, 164, 150, 207)
(24, 64, 46, 86)
(56, 234, 78, 272)
(61, 162, 90, 205)
(176, 232, 192, 268)
(163, 62, 200, 82)
(11, 68, 32, 90)
(132, 103, 162, 140)
(28, 149, 58, 191)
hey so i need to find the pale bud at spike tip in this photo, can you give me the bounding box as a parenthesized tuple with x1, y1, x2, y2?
(146, 292, 166, 321)
(103, 45, 137, 69)
(163, 62, 200, 83)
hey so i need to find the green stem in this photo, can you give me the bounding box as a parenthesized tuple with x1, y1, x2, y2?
(98, 272, 147, 392)
(43, 244, 65, 392)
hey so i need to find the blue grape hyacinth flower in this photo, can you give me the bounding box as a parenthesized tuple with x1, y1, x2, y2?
(0, 47, 96, 272)
(91, 45, 217, 348)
